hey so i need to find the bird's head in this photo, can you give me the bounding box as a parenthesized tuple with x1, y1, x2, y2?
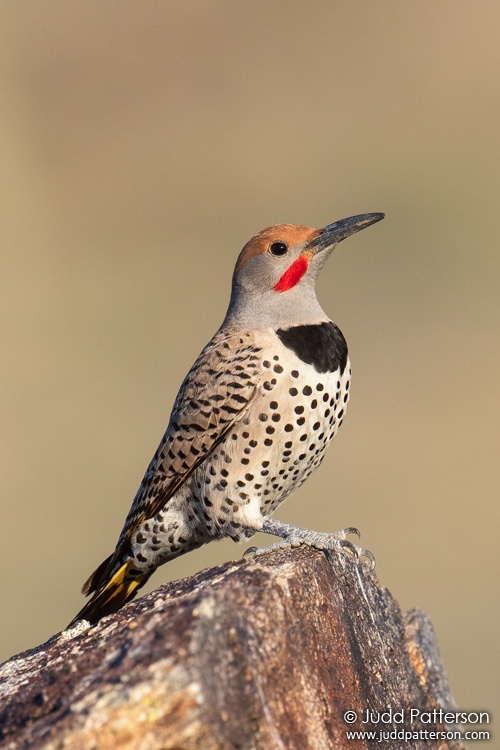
(225, 213, 384, 329)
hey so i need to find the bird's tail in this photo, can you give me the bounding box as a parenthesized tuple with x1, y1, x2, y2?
(67, 559, 151, 628)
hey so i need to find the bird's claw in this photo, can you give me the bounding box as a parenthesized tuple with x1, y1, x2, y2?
(243, 525, 375, 571)
(318, 533, 376, 571)
(358, 546, 376, 571)
(341, 526, 360, 539)
(243, 545, 259, 558)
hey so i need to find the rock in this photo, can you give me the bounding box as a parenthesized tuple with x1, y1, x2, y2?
(0, 548, 463, 749)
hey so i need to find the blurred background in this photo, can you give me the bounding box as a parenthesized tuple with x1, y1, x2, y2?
(1, 0, 498, 722)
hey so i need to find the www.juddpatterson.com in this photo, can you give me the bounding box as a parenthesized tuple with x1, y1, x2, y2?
(345, 728, 489, 743)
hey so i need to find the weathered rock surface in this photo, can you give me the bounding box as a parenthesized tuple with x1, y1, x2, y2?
(0, 548, 463, 749)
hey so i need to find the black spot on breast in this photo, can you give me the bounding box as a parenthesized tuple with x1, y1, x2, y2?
(275, 322, 348, 374)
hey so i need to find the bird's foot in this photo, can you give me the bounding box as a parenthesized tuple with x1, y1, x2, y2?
(244, 518, 375, 570)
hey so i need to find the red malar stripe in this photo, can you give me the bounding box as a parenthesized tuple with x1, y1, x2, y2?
(274, 254, 309, 293)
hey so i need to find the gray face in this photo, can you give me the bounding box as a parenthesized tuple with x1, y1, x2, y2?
(224, 224, 331, 330)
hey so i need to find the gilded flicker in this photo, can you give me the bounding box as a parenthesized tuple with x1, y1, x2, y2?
(69, 212, 384, 626)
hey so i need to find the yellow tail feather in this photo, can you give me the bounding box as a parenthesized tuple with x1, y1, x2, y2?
(68, 560, 150, 628)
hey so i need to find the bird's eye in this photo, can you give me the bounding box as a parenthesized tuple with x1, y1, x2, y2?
(269, 241, 288, 257)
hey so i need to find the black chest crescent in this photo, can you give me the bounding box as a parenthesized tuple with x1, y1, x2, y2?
(275, 322, 348, 374)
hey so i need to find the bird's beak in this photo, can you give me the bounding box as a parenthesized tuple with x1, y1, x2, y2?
(308, 213, 385, 253)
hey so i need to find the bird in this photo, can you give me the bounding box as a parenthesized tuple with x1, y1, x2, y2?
(68, 212, 384, 627)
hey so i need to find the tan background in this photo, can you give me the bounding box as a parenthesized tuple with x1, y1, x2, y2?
(1, 0, 498, 722)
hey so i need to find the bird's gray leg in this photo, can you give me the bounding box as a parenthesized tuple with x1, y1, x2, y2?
(244, 519, 375, 569)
